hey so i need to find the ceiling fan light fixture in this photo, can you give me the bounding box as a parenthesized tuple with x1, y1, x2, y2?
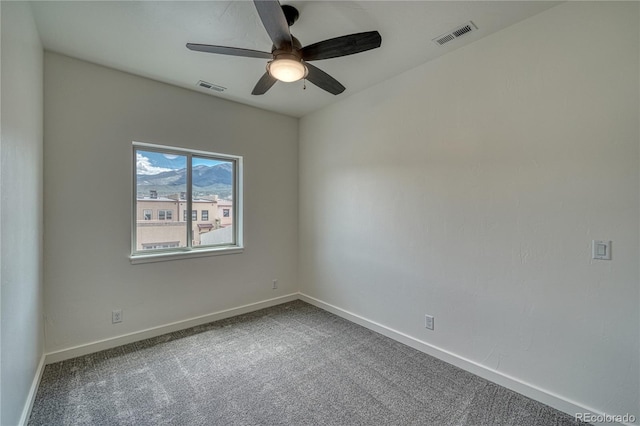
(267, 56, 308, 83)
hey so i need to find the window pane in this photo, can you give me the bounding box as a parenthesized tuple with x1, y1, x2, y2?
(136, 150, 188, 251)
(192, 156, 234, 246)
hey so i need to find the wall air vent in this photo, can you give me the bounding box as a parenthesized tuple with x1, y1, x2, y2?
(432, 21, 478, 46)
(197, 80, 226, 92)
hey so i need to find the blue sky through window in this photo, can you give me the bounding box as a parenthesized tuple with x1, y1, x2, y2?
(136, 150, 224, 175)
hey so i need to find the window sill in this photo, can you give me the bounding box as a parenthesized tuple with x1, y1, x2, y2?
(130, 246, 244, 264)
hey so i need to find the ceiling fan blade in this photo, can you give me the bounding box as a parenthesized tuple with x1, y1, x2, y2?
(186, 43, 272, 59)
(305, 63, 345, 95)
(301, 31, 382, 61)
(253, 0, 292, 50)
(251, 72, 278, 95)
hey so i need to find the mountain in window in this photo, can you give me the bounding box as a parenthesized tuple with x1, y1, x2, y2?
(137, 163, 232, 187)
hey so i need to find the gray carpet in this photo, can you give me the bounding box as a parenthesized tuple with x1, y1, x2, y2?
(29, 301, 586, 425)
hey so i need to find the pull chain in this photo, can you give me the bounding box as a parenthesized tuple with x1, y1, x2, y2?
(303, 79, 306, 90)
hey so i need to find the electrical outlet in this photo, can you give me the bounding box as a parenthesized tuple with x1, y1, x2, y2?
(112, 309, 123, 324)
(272, 279, 278, 290)
(425, 314, 434, 330)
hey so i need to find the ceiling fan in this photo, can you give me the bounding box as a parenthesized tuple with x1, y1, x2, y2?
(187, 0, 382, 95)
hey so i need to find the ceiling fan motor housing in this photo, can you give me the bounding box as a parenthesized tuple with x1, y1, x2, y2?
(274, 35, 303, 53)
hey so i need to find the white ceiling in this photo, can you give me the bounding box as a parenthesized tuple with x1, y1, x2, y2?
(30, 1, 560, 117)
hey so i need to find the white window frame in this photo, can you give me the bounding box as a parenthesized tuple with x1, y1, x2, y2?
(131, 141, 243, 264)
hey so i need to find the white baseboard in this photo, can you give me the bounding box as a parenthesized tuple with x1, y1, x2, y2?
(19, 353, 46, 426)
(45, 293, 298, 364)
(298, 293, 626, 426)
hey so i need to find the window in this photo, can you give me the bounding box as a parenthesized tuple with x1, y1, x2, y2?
(132, 142, 242, 262)
(158, 210, 173, 221)
(223, 209, 230, 218)
(184, 210, 198, 221)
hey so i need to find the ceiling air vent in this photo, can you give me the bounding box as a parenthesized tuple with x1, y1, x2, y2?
(197, 80, 226, 92)
(432, 21, 477, 46)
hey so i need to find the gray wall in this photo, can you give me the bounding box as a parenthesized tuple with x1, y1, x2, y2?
(43, 53, 298, 353)
(299, 2, 638, 420)
(0, 2, 45, 425)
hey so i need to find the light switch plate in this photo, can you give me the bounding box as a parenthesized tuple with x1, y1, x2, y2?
(592, 240, 611, 260)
